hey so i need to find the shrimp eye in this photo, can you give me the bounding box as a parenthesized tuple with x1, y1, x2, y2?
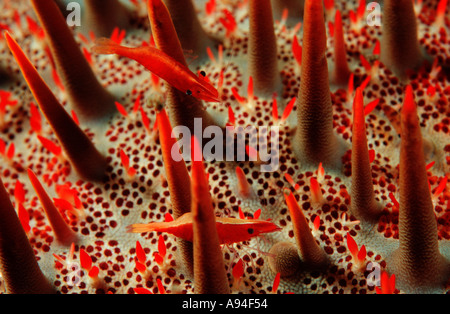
(200, 70, 206, 77)
(186, 89, 193, 96)
(247, 228, 254, 235)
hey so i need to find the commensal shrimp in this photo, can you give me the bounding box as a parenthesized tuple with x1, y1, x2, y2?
(92, 38, 219, 102)
(126, 212, 281, 245)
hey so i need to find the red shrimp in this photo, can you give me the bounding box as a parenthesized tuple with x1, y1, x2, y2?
(92, 38, 219, 102)
(126, 212, 281, 245)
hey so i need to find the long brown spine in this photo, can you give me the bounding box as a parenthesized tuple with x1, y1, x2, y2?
(248, 0, 280, 96)
(390, 86, 448, 291)
(157, 109, 193, 273)
(191, 137, 229, 294)
(380, 0, 423, 80)
(350, 88, 381, 222)
(293, 0, 338, 168)
(332, 10, 351, 87)
(0, 177, 55, 294)
(28, 169, 77, 246)
(285, 192, 328, 270)
(30, 0, 116, 120)
(5, 32, 108, 182)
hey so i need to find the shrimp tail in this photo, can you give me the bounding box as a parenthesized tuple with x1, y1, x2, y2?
(126, 222, 169, 234)
(92, 38, 123, 55)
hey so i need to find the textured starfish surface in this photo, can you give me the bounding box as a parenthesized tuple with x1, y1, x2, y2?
(0, 0, 449, 294)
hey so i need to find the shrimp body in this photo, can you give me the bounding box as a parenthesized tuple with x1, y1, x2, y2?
(93, 39, 219, 102)
(127, 212, 281, 245)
